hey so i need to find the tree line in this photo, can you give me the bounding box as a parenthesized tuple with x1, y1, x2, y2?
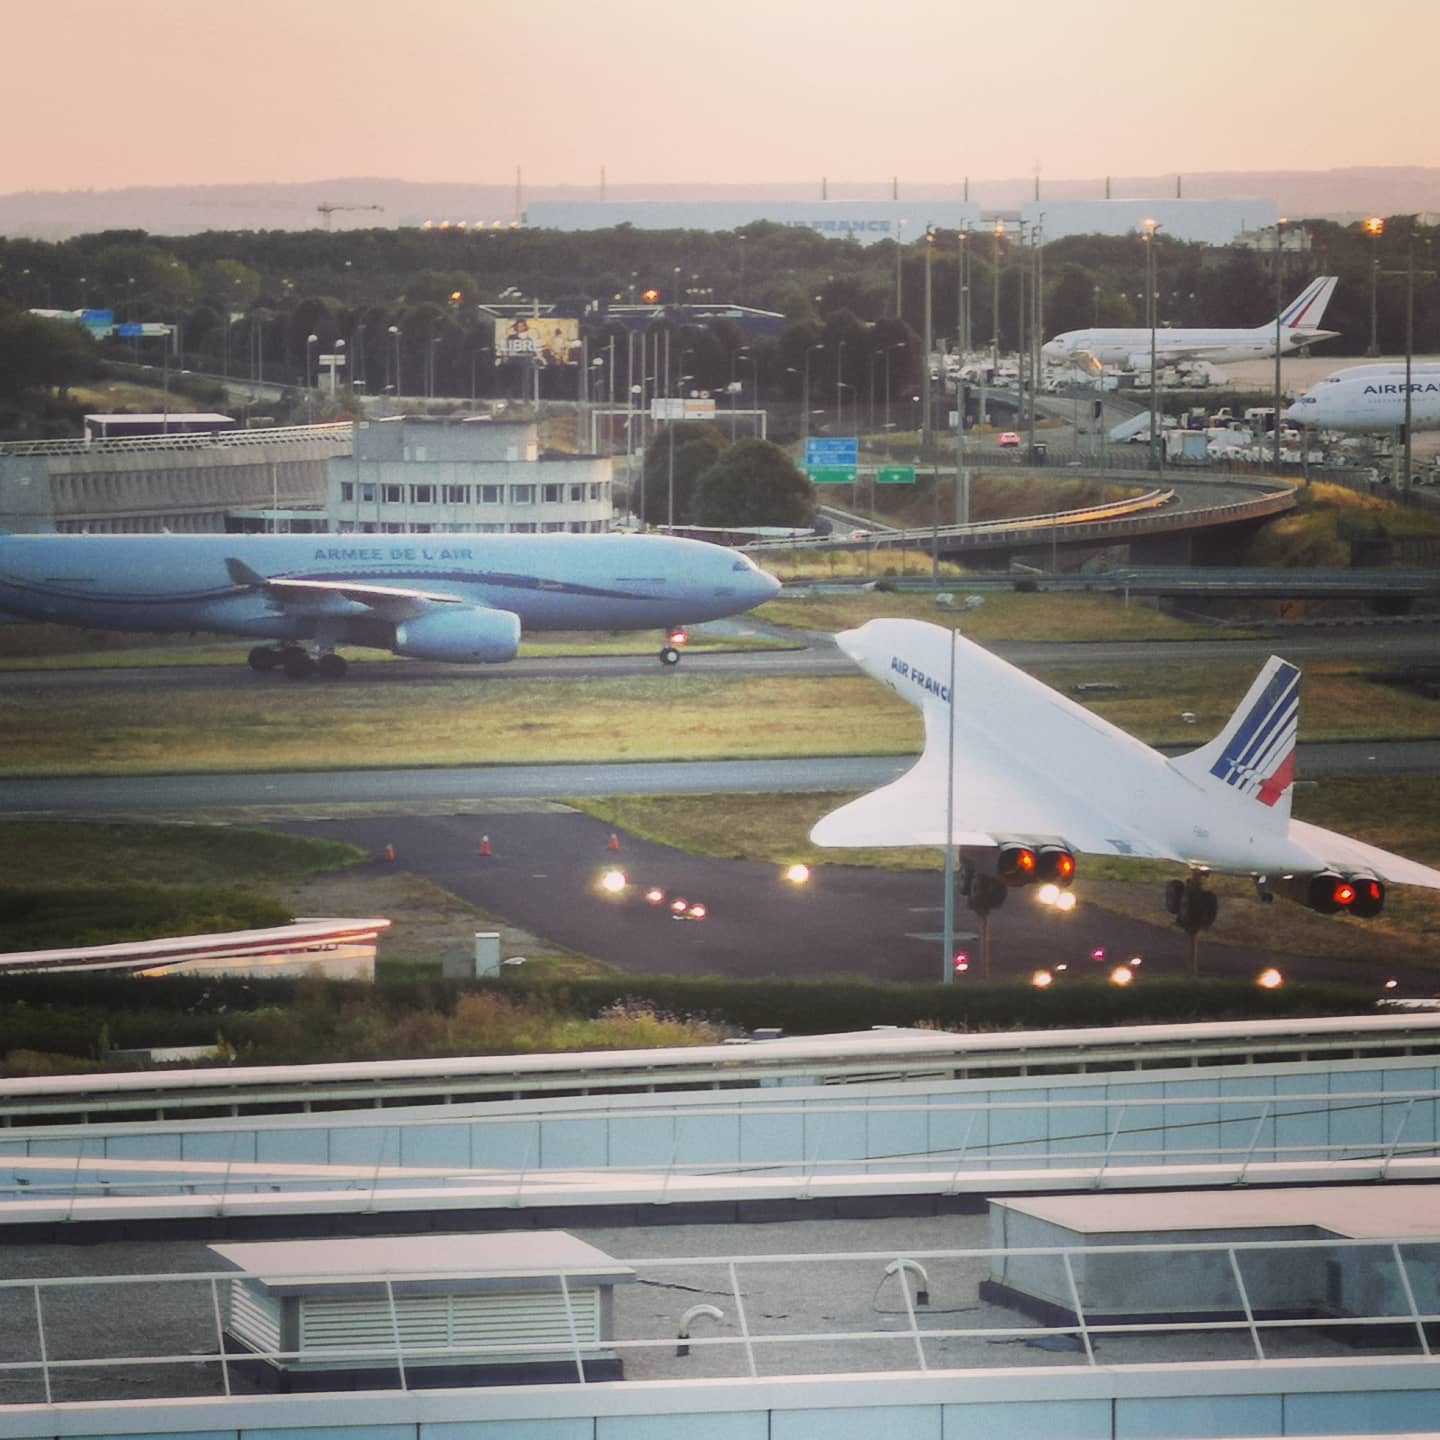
(1, 213, 1436, 425)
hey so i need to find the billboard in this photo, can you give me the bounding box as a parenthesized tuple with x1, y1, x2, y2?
(495, 316, 580, 367)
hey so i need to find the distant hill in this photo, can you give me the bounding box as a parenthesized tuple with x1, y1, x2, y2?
(3, 168, 1440, 241)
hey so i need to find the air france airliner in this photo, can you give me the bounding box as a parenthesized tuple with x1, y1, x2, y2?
(0, 532, 782, 679)
(813, 618, 1440, 925)
(1043, 276, 1339, 372)
(1285, 373, 1440, 433)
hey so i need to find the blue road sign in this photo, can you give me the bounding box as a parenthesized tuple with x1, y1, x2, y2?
(805, 437, 859, 467)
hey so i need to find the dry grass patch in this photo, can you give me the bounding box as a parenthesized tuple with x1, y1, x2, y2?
(761, 590, 1226, 643)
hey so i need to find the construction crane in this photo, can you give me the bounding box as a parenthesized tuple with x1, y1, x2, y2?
(317, 202, 385, 230)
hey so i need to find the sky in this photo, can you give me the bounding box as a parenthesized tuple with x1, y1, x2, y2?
(5, 0, 1440, 195)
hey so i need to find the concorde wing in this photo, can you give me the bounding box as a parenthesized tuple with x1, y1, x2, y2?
(1288, 819, 1440, 892)
(809, 619, 1182, 861)
(225, 557, 464, 621)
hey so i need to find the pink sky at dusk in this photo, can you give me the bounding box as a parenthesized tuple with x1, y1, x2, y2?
(5, 0, 1438, 195)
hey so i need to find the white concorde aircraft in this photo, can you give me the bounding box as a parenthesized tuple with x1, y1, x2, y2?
(1042, 276, 1339, 372)
(1285, 372, 1440, 433)
(812, 619, 1440, 924)
(0, 531, 781, 679)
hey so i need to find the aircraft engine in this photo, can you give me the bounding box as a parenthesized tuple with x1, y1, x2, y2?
(990, 839, 1077, 887)
(1276, 871, 1386, 919)
(392, 606, 521, 663)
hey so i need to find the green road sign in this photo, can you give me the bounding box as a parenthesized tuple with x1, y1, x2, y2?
(807, 466, 858, 484)
(876, 466, 917, 485)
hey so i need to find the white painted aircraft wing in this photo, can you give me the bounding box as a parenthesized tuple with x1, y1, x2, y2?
(226, 558, 464, 621)
(1288, 819, 1440, 891)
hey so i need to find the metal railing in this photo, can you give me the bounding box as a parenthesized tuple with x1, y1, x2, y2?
(4, 1089, 1439, 1212)
(0, 421, 352, 459)
(2, 1233, 1438, 1405)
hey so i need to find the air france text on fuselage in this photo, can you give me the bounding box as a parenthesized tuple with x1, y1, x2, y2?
(1363, 382, 1440, 395)
(311, 547, 476, 563)
(890, 654, 951, 702)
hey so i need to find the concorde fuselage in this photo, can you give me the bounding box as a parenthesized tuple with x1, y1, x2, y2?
(0, 532, 781, 639)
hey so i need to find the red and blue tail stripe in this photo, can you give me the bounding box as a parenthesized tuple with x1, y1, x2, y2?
(1208, 660, 1300, 807)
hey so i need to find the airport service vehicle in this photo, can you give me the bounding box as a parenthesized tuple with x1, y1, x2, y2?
(1042, 277, 1339, 372)
(0, 531, 781, 679)
(812, 618, 1440, 925)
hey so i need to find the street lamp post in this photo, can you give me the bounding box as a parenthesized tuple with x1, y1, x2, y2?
(1141, 219, 1161, 472)
(306, 333, 319, 390)
(1273, 218, 1287, 471)
(922, 225, 935, 447)
(667, 372, 694, 532)
(884, 342, 905, 435)
(835, 339, 847, 435)
(801, 342, 824, 443)
(330, 338, 346, 399)
(1365, 216, 1385, 357)
(388, 325, 402, 400)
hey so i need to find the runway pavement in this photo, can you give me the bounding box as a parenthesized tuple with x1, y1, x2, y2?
(273, 808, 1437, 991)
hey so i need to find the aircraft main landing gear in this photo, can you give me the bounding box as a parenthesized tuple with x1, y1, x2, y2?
(248, 645, 347, 679)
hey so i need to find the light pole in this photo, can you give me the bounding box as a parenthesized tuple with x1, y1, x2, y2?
(1365, 216, 1385, 357)
(353, 321, 366, 393)
(884, 342, 905, 435)
(835, 339, 847, 435)
(1272, 218, 1286, 471)
(1141, 218, 1160, 471)
(895, 219, 906, 319)
(388, 325, 402, 400)
(991, 220, 1004, 363)
(330, 338, 345, 399)
(667, 371, 694, 532)
(306, 333, 319, 390)
(801, 342, 824, 443)
(922, 225, 935, 447)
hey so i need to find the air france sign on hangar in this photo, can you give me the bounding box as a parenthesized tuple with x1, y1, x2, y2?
(524, 200, 984, 246)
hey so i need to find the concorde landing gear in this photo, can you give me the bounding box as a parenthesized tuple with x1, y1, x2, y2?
(247, 645, 347, 680)
(659, 628, 688, 666)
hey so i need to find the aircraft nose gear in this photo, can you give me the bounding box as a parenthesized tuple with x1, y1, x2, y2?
(659, 628, 688, 665)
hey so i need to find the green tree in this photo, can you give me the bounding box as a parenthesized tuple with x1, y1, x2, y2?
(691, 438, 815, 528)
(640, 422, 728, 526)
(0, 305, 97, 400)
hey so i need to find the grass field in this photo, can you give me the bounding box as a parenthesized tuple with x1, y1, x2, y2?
(2, 655, 1436, 776)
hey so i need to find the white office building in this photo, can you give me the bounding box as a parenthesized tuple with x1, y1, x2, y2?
(327, 414, 612, 535)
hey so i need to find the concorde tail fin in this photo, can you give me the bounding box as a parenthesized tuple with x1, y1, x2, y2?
(1168, 656, 1299, 830)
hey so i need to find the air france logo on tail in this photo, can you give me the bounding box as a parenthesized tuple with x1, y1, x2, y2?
(1209, 661, 1299, 806)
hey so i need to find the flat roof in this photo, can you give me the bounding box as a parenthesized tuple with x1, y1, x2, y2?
(209, 1230, 634, 1293)
(995, 1185, 1440, 1239)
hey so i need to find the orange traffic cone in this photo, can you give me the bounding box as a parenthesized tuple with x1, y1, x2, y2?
(384, 844, 396, 862)
(608, 832, 620, 852)
(480, 835, 492, 857)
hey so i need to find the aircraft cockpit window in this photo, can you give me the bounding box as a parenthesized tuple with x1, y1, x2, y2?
(732, 557, 755, 572)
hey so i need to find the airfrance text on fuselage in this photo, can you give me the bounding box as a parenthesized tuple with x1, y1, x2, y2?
(1363, 382, 1440, 394)
(891, 654, 951, 702)
(312, 547, 475, 562)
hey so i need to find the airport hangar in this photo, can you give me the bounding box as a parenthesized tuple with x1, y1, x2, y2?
(4, 1011, 1440, 1438)
(522, 197, 1279, 246)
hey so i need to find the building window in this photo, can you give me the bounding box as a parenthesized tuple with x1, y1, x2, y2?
(360, 483, 376, 503)
(568, 521, 587, 533)
(340, 481, 355, 502)
(570, 483, 586, 502)
(412, 523, 432, 533)
(542, 483, 564, 503)
(541, 521, 566, 533)
(510, 522, 536, 533)
(480, 484, 503, 504)
(590, 483, 604, 501)
(382, 522, 406, 533)
(510, 484, 535, 505)
(411, 484, 435, 504)
(443, 484, 469, 504)
(382, 484, 403, 504)
(589, 519, 606, 532)
(337, 520, 355, 533)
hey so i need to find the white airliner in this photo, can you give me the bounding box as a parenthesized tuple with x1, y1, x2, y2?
(811, 619, 1440, 923)
(1285, 372, 1440, 433)
(1042, 276, 1339, 372)
(0, 532, 781, 678)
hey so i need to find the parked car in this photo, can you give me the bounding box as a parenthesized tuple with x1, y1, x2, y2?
(996, 431, 1021, 448)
